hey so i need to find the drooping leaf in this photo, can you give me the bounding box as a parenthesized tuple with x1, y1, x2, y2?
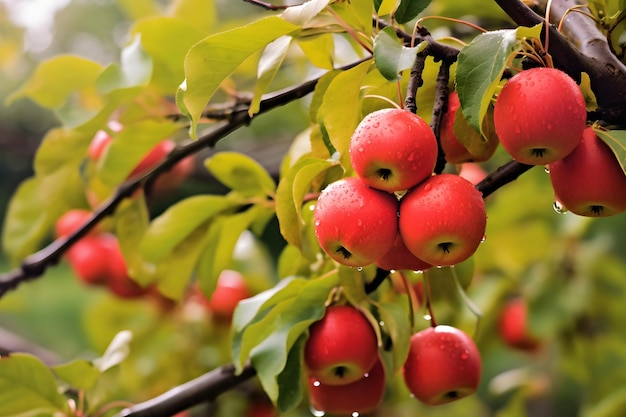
(456, 25, 542, 136)
(114, 193, 155, 286)
(282, 0, 330, 26)
(204, 152, 277, 197)
(196, 206, 263, 300)
(317, 60, 371, 170)
(376, 300, 412, 371)
(53, 360, 101, 391)
(275, 157, 338, 248)
(595, 128, 626, 174)
(178, 16, 299, 138)
(131, 17, 207, 94)
(276, 333, 307, 413)
(394, 0, 432, 24)
(168, 0, 216, 34)
(249, 36, 293, 116)
(0, 353, 69, 417)
(249, 273, 339, 407)
(97, 34, 153, 94)
(6, 55, 102, 109)
(374, 26, 426, 81)
(93, 330, 133, 373)
(140, 194, 243, 261)
(296, 33, 335, 70)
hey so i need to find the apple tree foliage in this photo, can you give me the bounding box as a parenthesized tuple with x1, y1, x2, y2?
(1, 0, 626, 416)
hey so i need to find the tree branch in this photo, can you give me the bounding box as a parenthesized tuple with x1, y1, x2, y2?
(117, 363, 257, 417)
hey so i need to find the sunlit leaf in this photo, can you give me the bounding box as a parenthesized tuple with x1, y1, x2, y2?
(0, 353, 69, 416)
(178, 16, 299, 138)
(374, 26, 426, 81)
(282, 0, 330, 26)
(140, 194, 243, 261)
(275, 157, 338, 248)
(296, 33, 335, 69)
(97, 34, 153, 94)
(317, 60, 371, 170)
(456, 25, 542, 136)
(250, 273, 339, 406)
(204, 152, 277, 197)
(375, 0, 400, 16)
(249, 36, 293, 116)
(132, 17, 208, 94)
(53, 360, 101, 391)
(6, 55, 102, 109)
(595, 128, 626, 174)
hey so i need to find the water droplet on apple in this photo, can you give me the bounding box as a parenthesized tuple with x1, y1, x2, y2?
(480, 234, 486, 243)
(389, 269, 396, 274)
(544, 166, 550, 174)
(351, 412, 360, 417)
(553, 200, 567, 214)
(423, 314, 432, 321)
(546, 123, 553, 131)
(310, 405, 325, 416)
(358, 146, 364, 152)
(461, 352, 469, 360)
(313, 380, 321, 387)
(314, 219, 321, 227)
(357, 266, 363, 272)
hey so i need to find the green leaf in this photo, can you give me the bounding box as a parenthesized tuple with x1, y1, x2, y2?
(140, 194, 242, 261)
(595, 128, 626, 174)
(53, 360, 101, 391)
(377, 300, 411, 371)
(375, 0, 400, 16)
(317, 60, 371, 170)
(282, 0, 330, 26)
(178, 16, 299, 138)
(97, 34, 153, 94)
(114, 193, 154, 286)
(249, 273, 339, 407)
(249, 36, 293, 116)
(97, 119, 182, 186)
(456, 25, 542, 136)
(169, 0, 216, 33)
(296, 33, 335, 70)
(131, 17, 207, 94)
(275, 157, 338, 248)
(0, 353, 69, 417)
(204, 152, 277, 197)
(331, 0, 373, 41)
(93, 330, 133, 372)
(394, 0, 432, 24)
(276, 333, 307, 413)
(374, 26, 426, 81)
(6, 55, 102, 109)
(196, 206, 263, 300)
(232, 277, 304, 371)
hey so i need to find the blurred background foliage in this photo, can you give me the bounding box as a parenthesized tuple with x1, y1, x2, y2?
(0, 1, 625, 417)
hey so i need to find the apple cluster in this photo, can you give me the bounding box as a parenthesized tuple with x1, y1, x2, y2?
(491, 67, 626, 217)
(314, 108, 488, 270)
(303, 304, 483, 414)
(189, 269, 251, 323)
(55, 209, 150, 299)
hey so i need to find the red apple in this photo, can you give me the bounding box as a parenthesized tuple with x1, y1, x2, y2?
(549, 127, 626, 216)
(403, 325, 481, 406)
(458, 163, 488, 186)
(498, 298, 540, 351)
(399, 174, 486, 266)
(205, 269, 251, 320)
(308, 358, 385, 415)
(55, 209, 97, 238)
(304, 305, 379, 385)
(314, 177, 398, 267)
(376, 232, 432, 272)
(129, 139, 175, 178)
(349, 108, 438, 192)
(66, 237, 112, 285)
(99, 234, 150, 299)
(494, 67, 587, 165)
(440, 92, 473, 164)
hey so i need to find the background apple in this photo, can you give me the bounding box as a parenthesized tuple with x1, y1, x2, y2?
(403, 325, 481, 406)
(499, 297, 541, 352)
(203, 269, 250, 322)
(314, 177, 398, 267)
(494, 67, 587, 165)
(304, 305, 379, 385)
(349, 108, 438, 192)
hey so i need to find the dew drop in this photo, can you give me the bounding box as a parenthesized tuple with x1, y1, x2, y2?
(544, 166, 550, 174)
(313, 380, 321, 387)
(314, 219, 321, 227)
(352, 412, 360, 417)
(553, 200, 567, 214)
(310, 405, 325, 416)
(423, 314, 432, 321)
(389, 269, 396, 274)
(461, 352, 469, 360)
(357, 267, 363, 272)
